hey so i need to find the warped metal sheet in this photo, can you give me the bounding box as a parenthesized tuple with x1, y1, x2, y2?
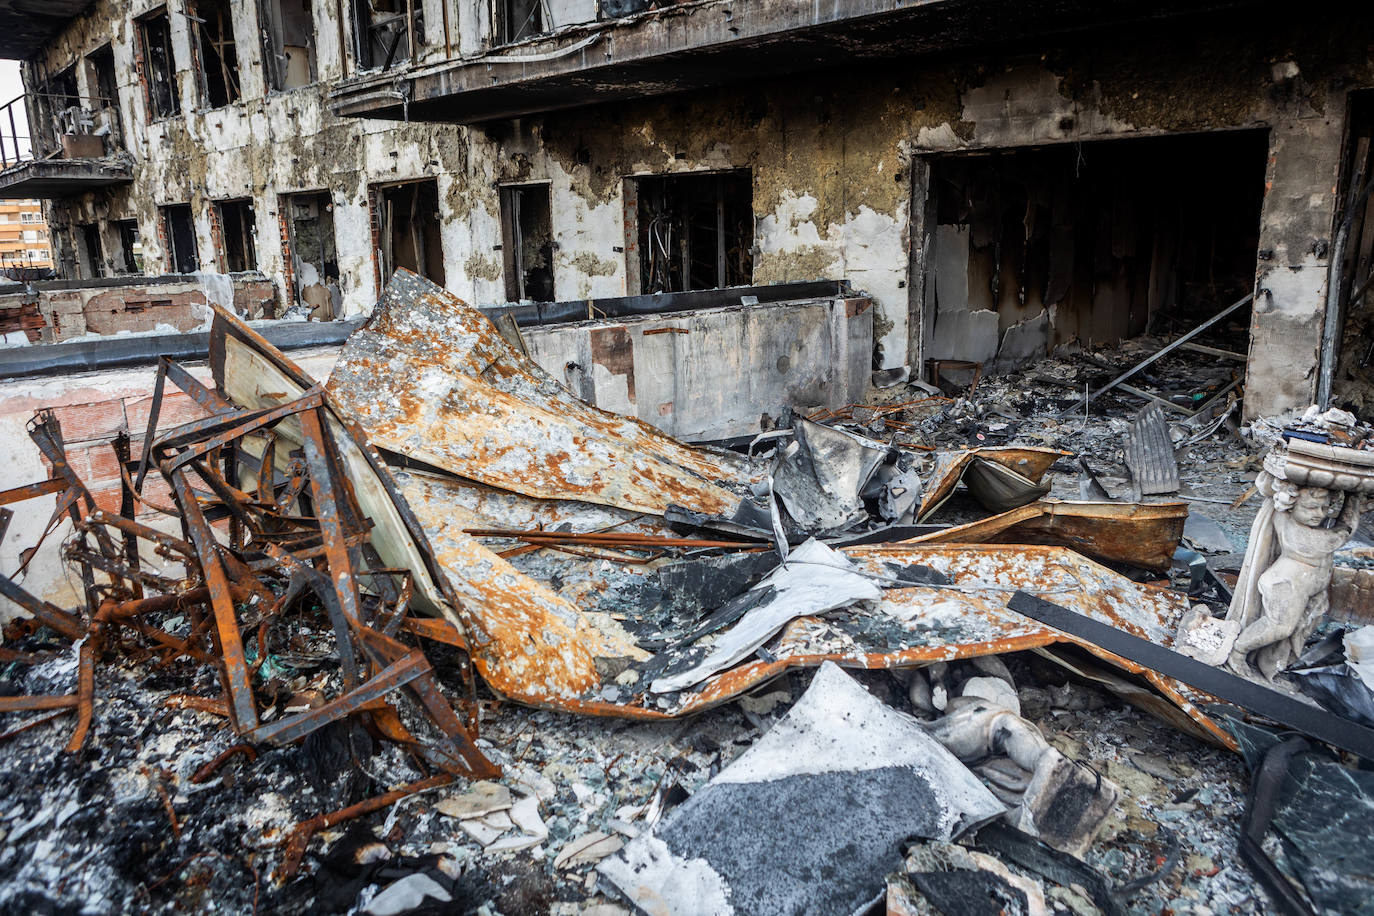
(326, 270, 759, 517)
(918, 447, 1069, 521)
(1126, 404, 1180, 496)
(909, 498, 1189, 571)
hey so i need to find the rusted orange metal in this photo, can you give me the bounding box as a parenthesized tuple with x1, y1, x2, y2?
(918, 447, 1070, 520)
(325, 270, 759, 517)
(910, 499, 1189, 571)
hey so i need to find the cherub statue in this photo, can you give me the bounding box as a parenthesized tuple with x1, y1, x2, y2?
(1226, 472, 1363, 681)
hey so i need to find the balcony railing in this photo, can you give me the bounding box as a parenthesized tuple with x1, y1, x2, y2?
(0, 92, 122, 169)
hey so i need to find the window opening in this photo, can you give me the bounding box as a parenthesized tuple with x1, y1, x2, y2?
(634, 170, 752, 294)
(499, 183, 554, 302)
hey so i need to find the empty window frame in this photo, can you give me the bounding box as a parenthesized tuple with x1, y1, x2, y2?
(112, 220, 143, 274)
(216, 199, 258, 271)
(78, 224, 104, 278)
(352, 0, 418, 70)
(375, 179, 445, 286)
(139, 9, 181, 120)
(85, 46, 123, 145)
(634, 170, 753, 294)
(193, 0, 242, 107)
(161, 204, 199, 273)
(497, 0, 545, 44)
(284, 192, 340, 319)
(499, 183, 554, 302)
(262, 0, 317, 91)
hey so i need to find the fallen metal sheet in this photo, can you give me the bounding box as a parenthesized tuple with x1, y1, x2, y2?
(772, 418, 890, 531)
(598, 662, 1005, 916)
(647, 539, 883, 694)
(918, 447, 1069, 521)
(326, 270, 759, 517)
(910, 499, 1189, 571)
(1126, 404, 1180, 496)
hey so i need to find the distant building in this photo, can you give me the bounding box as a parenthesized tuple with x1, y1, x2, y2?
(0, 200, 53, 277)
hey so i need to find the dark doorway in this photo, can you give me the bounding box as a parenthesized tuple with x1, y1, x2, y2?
(216, 199, 257, 271)
(500, 183, 554, 302)
(112, 220, 142, 274)
(161, 204, 199, 273)
(78, 224, 103, 278)
(262, 0, 317, 91)
(634, 170, 753, 294)
(285, 191, 340, 319)
(193, 0, 241, 107)
(922, 130, 1268, 368)
(375, 180, 445, 286)
(1335, 92, 1374, 405)
(139, 9, 180, 120)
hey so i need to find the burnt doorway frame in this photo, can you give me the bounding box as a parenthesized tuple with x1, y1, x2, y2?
(371, 178, 446, 289)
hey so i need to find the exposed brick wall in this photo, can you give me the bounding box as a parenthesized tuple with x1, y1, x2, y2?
(276, 197, 296, 313)
(208, 201, 226, 273)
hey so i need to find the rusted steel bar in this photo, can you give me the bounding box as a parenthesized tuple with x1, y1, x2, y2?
(64, 546, 182, 594)
(64, 640, 95, 752)
(400, 616, 466, 649)
(0, 477, 67, 507)
(156, 392, 323, 471)
(279, 773, 453, 879)
(191, 744, 258, 783)
(0, 573, 85, 640)
(462, 528, 759, 549)
(135, 358, 168, 490)
(0, 709, 70, 741)
(298, 406, 367, 630)
(162, 357, 235, 417)
(169, 470, 259, 733)
(0, 695, 80, 712)
(113, 433, 143, 600)
(87, 510, 194, 558)
(107, 588, 215, 619)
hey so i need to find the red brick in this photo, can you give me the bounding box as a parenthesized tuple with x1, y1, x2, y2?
(125, 390, 214, 441)
(50, 400, 127, 444)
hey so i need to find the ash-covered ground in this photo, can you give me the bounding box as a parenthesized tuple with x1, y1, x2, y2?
(0, 335, 1338, 916)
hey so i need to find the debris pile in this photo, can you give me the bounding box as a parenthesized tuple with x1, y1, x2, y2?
(2, 269, 1373, 914)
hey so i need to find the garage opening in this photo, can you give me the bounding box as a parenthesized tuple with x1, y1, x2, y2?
(374, 179, 444, 286)
(631, 170, 752, 294)
(500, 183, 554, 302)
(920, 131, 1267, 372)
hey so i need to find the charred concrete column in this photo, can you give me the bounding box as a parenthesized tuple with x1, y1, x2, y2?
(1247, 108, 1347, 418)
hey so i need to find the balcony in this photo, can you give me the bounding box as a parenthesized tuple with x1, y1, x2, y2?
(0, 93, 133, 199)
(331, 0, 1258, 124)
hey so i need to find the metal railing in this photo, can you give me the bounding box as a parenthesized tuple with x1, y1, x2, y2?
(0, 92, 122, 169)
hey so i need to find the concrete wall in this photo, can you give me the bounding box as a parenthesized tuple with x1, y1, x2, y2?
(23, 4, 1374, 417)
(521, 295, 874, 441)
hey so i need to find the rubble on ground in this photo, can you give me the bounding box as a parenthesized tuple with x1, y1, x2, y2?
(2, 270, 1372, 915)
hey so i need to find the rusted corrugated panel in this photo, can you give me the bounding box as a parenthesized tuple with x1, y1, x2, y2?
(326, 270, 758, 517)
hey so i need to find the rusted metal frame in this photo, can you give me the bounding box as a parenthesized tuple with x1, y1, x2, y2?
(86, 510, 193, 559)
(278, 773, 453, 879)
(135, 358, 169, 491)
(400, 616, 467, 650)
(163, 356, 236, 416)
(118, 461, 180, 516)
(0, 694, 80, 712)
(182, 458, 264, 545)
(154, 393, 321, 468)
(248, 650, 428, 747)
(27, 414, 110, 608)
(255, 435, 278, 506)
(0, 571, 85, 640)
(107, 588, 216, 619)
(0, 477, 67, 507)
(223, 442, 244, 552)
(353, 627, 495, 776)
(168, 468, 259, 734)
(297, 406, 369, 633)
(261, 544, 362, 689)
(63, 544, 181, 594)
(113, 433, 144, 600)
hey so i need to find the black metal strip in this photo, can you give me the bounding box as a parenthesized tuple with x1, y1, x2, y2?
(1006, 591, 1374, 761)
